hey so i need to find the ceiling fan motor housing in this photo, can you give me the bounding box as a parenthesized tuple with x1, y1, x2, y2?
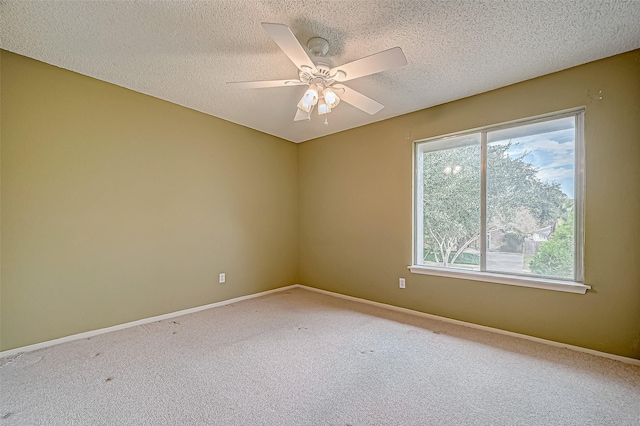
(299, 63, 334, 85)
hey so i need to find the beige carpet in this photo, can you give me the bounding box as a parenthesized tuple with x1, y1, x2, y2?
(1, 287, 639, 425)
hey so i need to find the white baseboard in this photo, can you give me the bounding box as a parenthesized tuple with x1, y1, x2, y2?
(0, 285, 298, 358)
(295, 284, 640, 367)
(4, 283, 639, 367)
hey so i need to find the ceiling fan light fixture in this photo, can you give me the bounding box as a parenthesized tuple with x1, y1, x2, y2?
(305, 85, 320, 104)
(297, 84, 320, 112)
(318, 98, 331, 115)
(323, 87, 340, 108)
(297, 98, 311, 113)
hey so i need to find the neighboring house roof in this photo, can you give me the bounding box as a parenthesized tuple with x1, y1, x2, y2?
(531, 226, 554, 241)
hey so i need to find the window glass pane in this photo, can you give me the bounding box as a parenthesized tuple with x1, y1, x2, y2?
(486, 117, 575, 279)
(420, 134, 481, 270)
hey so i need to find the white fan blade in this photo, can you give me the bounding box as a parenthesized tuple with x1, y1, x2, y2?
(331, 47, 407, 82)
(294, 108, 309, 121)
(227, 79, 305, 89)
(261, 23, 317, 73)
(333, 84, 384, 115)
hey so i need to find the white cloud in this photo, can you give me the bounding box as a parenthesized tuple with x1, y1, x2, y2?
(537, 167, 575, 181)
(540, 157, 575, 169)
(493, 129, 576, 196)
(501, 134, 575, 176)
(506, 137, 574, 157)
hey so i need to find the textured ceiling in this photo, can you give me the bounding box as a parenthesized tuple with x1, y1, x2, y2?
(2, 1, 639, 143)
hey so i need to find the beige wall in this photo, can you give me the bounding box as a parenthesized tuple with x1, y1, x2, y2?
(0, 51, 298, 351)
(299, 50, 640, 359)
(3, 49, 639, 359)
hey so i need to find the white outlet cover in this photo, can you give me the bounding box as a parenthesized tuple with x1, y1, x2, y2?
(399, 278, 406, 289)
(219, 273, 226, 283)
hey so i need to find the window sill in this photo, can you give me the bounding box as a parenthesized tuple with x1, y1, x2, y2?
(408, 265, 590, 294)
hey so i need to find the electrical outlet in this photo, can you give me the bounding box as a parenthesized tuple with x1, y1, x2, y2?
(399, 278, 405, 289)
(219, 273, 226, 283)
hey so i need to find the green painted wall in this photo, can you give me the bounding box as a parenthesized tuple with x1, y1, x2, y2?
(299, 50, 640, 359)
(0, 51, 298, 351)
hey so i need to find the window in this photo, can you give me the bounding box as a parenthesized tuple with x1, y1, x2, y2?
(412, 110, 587, 293)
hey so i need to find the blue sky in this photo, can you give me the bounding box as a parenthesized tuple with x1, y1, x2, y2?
(502, 128, 575, 198)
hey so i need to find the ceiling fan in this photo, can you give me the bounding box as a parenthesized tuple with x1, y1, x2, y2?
(227, 23, 408, 124)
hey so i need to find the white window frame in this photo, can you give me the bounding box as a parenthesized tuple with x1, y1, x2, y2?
(410, 108, 589, 294)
